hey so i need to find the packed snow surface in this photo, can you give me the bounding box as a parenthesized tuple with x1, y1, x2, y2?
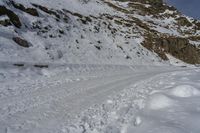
(0, 64, 199, 133)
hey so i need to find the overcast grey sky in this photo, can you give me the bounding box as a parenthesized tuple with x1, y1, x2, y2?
(166, 0, 200, 20)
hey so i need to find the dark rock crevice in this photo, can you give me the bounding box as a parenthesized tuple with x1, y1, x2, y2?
(32, 4, 60, 19)
(10, 1, 39, 17)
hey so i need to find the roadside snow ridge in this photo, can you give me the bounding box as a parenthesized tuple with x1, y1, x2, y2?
(170, 85, 200, 98)
(147, 94, 175, 110)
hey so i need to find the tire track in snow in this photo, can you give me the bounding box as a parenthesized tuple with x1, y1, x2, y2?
(0, 67, 194, 132)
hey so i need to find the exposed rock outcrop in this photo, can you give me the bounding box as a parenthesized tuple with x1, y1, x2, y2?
(32, 4, 60, 18)
(0, 19, 12, 26)
(142, 36, 200, 64)
(13, 37, 31, 48)
(10, 1, 39, 17)
(0, 5, 21, 28)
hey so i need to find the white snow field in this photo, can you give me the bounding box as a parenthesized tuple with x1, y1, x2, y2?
(0, 64, 199, 133)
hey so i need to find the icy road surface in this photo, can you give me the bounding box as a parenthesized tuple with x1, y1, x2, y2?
(0, 65, 199, 133)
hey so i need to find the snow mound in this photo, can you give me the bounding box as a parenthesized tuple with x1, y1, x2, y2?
(147, 94, 174, 110)
(134, 116, 142, 126)
(170, 85, 200, 98)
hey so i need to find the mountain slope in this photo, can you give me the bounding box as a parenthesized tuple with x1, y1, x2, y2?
(1, 0, 199, 65)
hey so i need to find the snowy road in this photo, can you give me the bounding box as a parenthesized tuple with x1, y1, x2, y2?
(0, 65, 199, 133)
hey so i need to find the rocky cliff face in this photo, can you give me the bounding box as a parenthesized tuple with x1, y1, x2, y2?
(142, 36, 200, 64)
(110, 0, 200, 64)
(0, 0, 200, 65)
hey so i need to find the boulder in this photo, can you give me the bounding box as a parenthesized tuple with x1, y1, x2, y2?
(13, 37, 30, 48)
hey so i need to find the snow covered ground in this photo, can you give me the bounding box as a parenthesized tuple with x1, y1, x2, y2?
(0, 64, 199, 133)
(63, 67, 200, 133)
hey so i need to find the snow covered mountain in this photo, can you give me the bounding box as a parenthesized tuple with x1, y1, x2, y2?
(1, 1, 200, 133)
(1, 0, 200, 65)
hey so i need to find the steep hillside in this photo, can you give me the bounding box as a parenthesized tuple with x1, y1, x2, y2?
(0, 0, 200, 65)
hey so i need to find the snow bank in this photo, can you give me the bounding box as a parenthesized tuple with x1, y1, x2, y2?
(147, 94, 174, 110)
(170, 85, 200, 98)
